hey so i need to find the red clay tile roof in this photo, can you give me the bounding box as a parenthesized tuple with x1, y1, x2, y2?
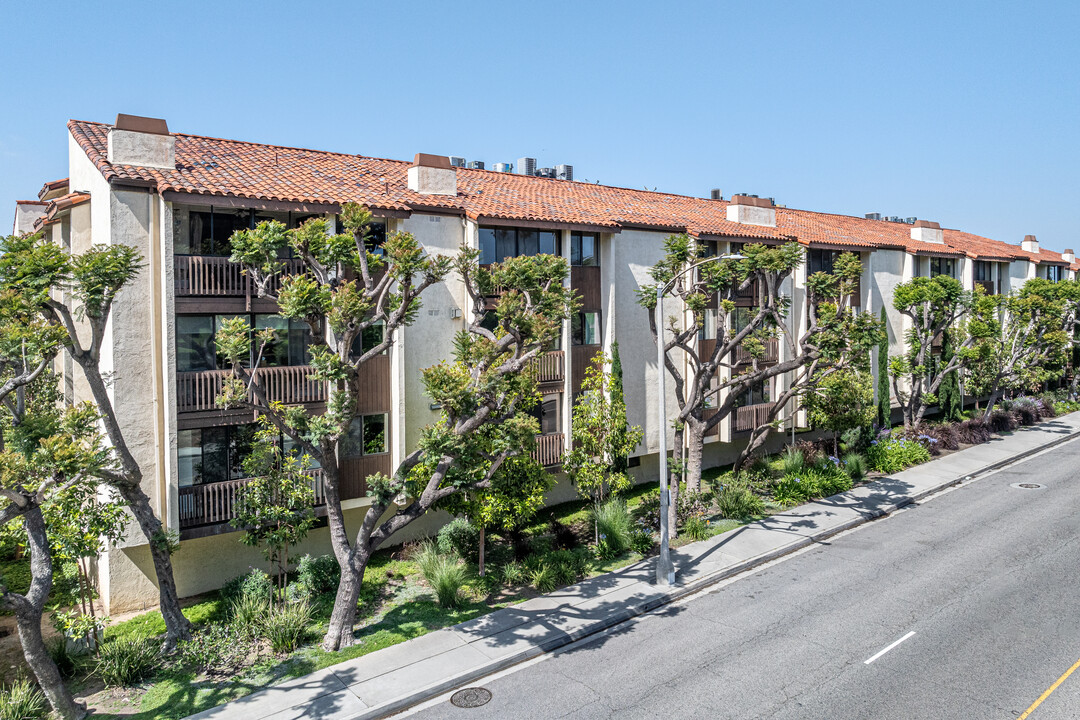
(774, 208, 966, 256)
(37, 178, 69, 201)
(67, 120, 788, 241)
(33, 192, 90, 231)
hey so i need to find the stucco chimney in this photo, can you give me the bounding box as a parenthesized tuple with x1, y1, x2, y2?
(1022, 234, 1039, 253)
(12, 200, 46, 236)
(726, 194, 776, 227)
(1063, 249, 1075, 263)
(407, 153, 457, 196)
(910, 219, 944, 244)
(107, 114, 175, 169)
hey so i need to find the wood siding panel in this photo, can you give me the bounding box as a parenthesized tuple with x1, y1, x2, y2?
(355, 354, 392, 415)
(571, 266, 602, 310)
(571, 345, 601, 395)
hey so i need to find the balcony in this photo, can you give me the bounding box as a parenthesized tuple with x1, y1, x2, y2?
(177, 365, 326, 413)
(178, 469, 327, 530)
(735, 337, 779, 365)
(734, 402, 778, 432)
(531, 432, 564, 468)
(528, 351, 565, 385)
(175, 255, 305, 297)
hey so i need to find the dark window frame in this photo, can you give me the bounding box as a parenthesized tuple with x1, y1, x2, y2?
(479, 226, 561, 264)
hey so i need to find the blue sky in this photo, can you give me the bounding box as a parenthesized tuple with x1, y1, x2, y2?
(3, 0, 1078, 251)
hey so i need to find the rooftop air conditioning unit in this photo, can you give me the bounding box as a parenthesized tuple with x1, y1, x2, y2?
(555, 164, 573, 181)
(710, 189, 722, 200)
(865, 213, 881, 221)
(537, 167, 555, 178)
(518, 157, 537, 176)
(493, 162, 513, 173)
(467, 160, 485, 170)
(905, 217, 917, 224)
(449, 156, 466, 168)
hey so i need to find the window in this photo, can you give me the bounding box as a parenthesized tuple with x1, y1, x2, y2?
(176, 314, 311, 371)
(176, 316, 218, 372)
(808, 249, 840, 275)
(1047, 265, 1063, 282)
(700, 241, 718, 258)
(571, 312, 600, 346)
(182, 210, 248, 256)
(529, 397, 560, 435)
(351, 322, 386, 357)
(479, 226, 560, 264)
(732, 306, 754, 333)
(255, 315, 311, 367)
(342, 414, 388, 458)
(975, 260, 992, 282)
(570, 232, 598, 267)
(733, 378, 771, 409)
(177, 425, 256, 486)
(698, 308, 718, 341)
(930, 257, 956, 278)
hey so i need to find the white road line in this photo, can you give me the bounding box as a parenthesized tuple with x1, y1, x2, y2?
(864, 631, 916, 665)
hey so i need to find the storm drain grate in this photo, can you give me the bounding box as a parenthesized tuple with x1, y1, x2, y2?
(450, 687, 492, 708)
(1010, 482, 1046, 490)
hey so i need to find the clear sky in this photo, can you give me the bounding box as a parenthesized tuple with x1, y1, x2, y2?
(3, 0, 1078, 251)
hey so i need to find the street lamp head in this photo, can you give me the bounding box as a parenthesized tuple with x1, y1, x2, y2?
(721, 253, 747, 261)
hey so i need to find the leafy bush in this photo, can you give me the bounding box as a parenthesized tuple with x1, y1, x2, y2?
(716, 481, 765, 520)
(1036, 396, 1057, 418)
(96, 637, 159, 686)
(682, 516, 710, 541)
(1010, 398, 1040, 426)
(956, 418, 992, 444)
(292, 554, 340, 599)
(432, 557, 468, 609)
(178, 624, 249, 675)
(0, 677, 46, 720)
(630, 530, 654, 555)
(221, 568, 273, 604)
(771, 476, 805, 506)
(231, 592, 271, 640)
(593, 499, 632, 557)
(840, 425, 876, 454)
(741, 454, 772, 478)
(988, 409, 1019, 433)
(264, 600, 311, 653)
(544, 549, 589, 584)
(633, 486, 713, 534)
(46, 636, 79, 678)
(500, 561, 525, 586)
(414, 541, 442, 580)
(794, 439, 824, 466)
(548, 518, 580, 550)
(780, 447, 805, 476)
(1055, 400, 1080, 415)
(437, 517, 480, 560)
(530, 563, 557, 593)
(817, 468, 853, 495)
(866, 437, 931, 473)
(842, 452, 867, 482)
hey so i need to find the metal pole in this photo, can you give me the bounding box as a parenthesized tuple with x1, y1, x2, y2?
(656, 287, 675, 585)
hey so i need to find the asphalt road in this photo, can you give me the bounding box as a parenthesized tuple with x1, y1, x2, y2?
(402, 437, 1080, 719)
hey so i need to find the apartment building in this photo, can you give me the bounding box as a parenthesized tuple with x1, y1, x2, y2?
(14, 114, 1077, 613)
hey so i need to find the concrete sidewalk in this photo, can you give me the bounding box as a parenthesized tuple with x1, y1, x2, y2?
(187, 413, 1080, 720)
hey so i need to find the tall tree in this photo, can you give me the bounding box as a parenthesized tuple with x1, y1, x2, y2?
(609, 342, 630, 475)
(804, 368, 874, 455)
(0, 234, 194, 648)
(889, 275, 988, 427)
(877, 307, 891, 428)
(937, 329, 962, 422)
(639, 236, 878, 524)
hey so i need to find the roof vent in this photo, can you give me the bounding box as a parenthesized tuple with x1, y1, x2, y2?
(905, 217, 917, 224)
(710, 189, 723, 201)
(727, 194, 776, 227)
(1022, 234, 1039, 254)
(407, 153, 457, 196)
(107, 113, 175, 169)
(911, 220, 943, 244)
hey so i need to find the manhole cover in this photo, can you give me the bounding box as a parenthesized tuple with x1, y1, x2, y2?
(1010, 482, 1046, 490)
(450, 687, 492, 708)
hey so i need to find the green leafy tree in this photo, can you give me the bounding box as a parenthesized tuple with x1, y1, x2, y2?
(609, 342, 630, 475)
(638, 236, 880, 530)
(804, 369, 874, 455)
(0, 233, 193, 648)
(889, 275, 989, 427)
(231, 420, 318, 599)
(937, 329, 962, 422)
(562, 354, 643, 541)
(877, 308, 891, 427)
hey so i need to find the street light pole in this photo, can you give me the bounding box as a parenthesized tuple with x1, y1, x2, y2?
(654, 252, 744, 586)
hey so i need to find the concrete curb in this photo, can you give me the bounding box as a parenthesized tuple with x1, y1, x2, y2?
(358, 423, 1080, 719)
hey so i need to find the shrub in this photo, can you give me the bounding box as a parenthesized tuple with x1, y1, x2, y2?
(780, 447, 805, 476)
(842, 453, 867, 482)
(817, 468, 853, 496)
(437, 517, 480, 560)
(988, 409, 1019, 433)
(500, 561, 525, 586)
(545, 549, 589, 583)
(593, 499, 632, 557)
(630, 530, 654, 555)
(96, 637, 159, 686)
(1013, 400, 1040, 426)
(1036, 395, 1058, 418)
(548, 518, 580, 550)
(264, 600, 311, 653)
(231, 592, 271, 640)
(742, 454, 772, 478)
(716, 481, 765, 520)
(682, 516, 710, 541)
(956, 418, 992, 445)
(414, 540, 443, 580)
(794, 439, 824, 466)
(0, 677, 46, 720)
(46, 636, 79, 679)
(840, 425, 876, 454)
(530, 563, 557, 593)
(178, 624, 248, 675)
(866, 437, 931, 473)
(292, 554, 340, 598)
(771, 476, 805, 506)
(633, 486, 713, 533)
(220, 568, 274, 604)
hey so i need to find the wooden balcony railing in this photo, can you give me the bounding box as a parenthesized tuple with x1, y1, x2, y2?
(177, 365, 326, 413)
(734, 402, 777, 432)
(734, 337, 779, 365)
(531, 432, 564, 468)
(529, 351, 565, 384)
(175, 256, 305, 297)
(178, 469, 327, 529)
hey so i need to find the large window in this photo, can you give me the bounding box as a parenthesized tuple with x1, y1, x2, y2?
(350, 321, 386, 357)
(479, 227, 560, 264)
(733, 378, 771, 409)
(177, 424, 256, 486)
(1046, 265, 1063, 282)
(975, 260, 992, 282)
(808, 249, 841, 275)
(176, 314, 311, 372)
(698, 308, 718, 341)
(530, 396, 560, 435)
(341, 414, 388, 458)
(930, 257, 956, 278)
(571, 311, 600, 346)
(570, 232, 599, 267)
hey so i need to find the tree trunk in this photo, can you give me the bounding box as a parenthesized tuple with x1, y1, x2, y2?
(18, 509, 86, 720)
(478, 526, 485, 577)
(684, 419, 704, 494)
(982, 387, 1003, 422)
(322, 547, 370, 651)
(116, 484, 191, 650)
